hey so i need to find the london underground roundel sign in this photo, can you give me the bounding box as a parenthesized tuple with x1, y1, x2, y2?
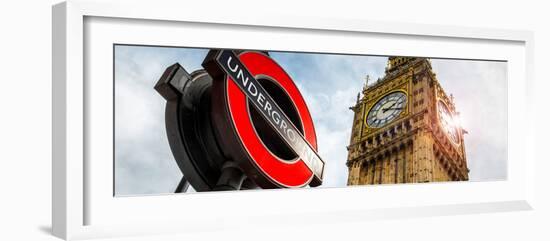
(203, 50, 325, 188)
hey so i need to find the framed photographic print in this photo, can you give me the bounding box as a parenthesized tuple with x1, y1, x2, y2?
(52, 0, 535, 240)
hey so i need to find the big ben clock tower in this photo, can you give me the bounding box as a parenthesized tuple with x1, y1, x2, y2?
(346, 57, 469, 185)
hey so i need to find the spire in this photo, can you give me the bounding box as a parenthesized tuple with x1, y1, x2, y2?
(363, 75, 370, 92)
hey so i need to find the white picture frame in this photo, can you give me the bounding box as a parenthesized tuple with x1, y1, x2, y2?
(52, 0, 535, 240)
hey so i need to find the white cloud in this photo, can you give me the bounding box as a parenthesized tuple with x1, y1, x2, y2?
(431, 59, 508, 180)
(297, 86, 359, 187)
(114, 45, 208, 195)
(270, 52, 388, 187)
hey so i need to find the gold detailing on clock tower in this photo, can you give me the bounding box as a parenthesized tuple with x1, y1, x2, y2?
(346, 57, 469, 185)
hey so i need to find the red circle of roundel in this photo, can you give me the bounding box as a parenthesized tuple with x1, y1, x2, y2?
(226, 52, 317, 188)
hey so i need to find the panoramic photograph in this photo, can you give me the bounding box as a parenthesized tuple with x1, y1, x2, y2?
(113, 45, 508, 196)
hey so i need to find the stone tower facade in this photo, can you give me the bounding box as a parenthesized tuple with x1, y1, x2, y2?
(346, 57, 469, 185)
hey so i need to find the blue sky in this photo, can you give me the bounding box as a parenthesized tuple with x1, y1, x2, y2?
(114, 45, 507, 195)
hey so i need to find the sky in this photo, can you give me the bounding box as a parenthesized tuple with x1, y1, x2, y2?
(114, 45, 507, 196)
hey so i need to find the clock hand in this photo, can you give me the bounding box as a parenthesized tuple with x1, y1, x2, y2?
(386, 101, 398, 109)
(382, 106, 403, 113)
(381, 101, 398, 113)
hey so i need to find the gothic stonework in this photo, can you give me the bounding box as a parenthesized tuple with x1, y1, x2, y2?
(346, 57, 469, 185)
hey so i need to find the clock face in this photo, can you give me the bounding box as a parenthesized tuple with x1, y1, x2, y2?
(437, 100, 460, 144)
(366, 91, 407, 128)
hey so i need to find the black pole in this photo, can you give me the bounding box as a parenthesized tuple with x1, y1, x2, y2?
(240, 177, 259, 190)
(175, 176, 190, 193)
(213, 161, 246, 191)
